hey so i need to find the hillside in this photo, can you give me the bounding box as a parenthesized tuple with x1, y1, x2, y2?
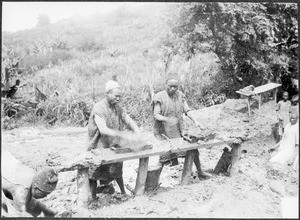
(2, 3, 220, 129)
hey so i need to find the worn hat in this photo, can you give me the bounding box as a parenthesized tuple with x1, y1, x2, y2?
(32, 168, 58, 193)
(166, 72, 180, 82)
(105, 80, 121, 92)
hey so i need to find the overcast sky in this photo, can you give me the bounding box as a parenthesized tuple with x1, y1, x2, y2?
(2, 2, 139, 32)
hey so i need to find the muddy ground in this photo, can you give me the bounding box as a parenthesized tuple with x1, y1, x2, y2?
(1, 98, 299, 218)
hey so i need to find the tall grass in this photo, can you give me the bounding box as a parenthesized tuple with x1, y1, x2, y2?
(11, 46, 223, 129)
(2, 4, 226, 129)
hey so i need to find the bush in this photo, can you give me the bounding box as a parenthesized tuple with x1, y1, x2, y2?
(21, 49, 73, 72)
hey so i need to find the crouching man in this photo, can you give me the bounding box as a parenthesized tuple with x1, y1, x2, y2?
(87, 80, 141, 198)
(1, 150, 58, 217)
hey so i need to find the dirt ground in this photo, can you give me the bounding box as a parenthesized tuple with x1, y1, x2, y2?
(1, 98, 299, 218)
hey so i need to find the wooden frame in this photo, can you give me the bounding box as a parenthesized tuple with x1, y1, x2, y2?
(236, 83, 281, 117)
(59, 138, 237, 206)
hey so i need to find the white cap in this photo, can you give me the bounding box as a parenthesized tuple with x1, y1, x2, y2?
(105, 80, 121, 92)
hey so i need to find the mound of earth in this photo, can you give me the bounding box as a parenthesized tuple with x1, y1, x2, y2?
(184, 98, 278, 143)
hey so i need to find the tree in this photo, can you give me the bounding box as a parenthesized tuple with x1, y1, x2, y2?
(36, 14, 50, 27)
(163, 3, 298, 98)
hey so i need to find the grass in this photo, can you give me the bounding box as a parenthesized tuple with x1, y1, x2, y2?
(1, 4, 227, 129)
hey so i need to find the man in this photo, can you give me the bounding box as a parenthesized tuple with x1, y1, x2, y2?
(153, 73, 211, 179)
(270, 112, 299, 169)
(87, 80, 141, 198)
(276, 91, 292, 139)
(1, 151, 59, 217)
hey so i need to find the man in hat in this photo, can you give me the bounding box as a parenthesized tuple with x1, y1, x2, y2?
(153, 73, 211, 179)
(87, 80, 142, 198)
(1, 151, 59, 217)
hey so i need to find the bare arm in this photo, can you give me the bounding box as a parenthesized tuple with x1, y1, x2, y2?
(124, 114, 140, 134)
(94, 115, 122, 137)
(184, 101, 204, 128)
(153, 102, 169, 122)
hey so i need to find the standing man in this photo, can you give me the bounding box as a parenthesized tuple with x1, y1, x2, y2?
(87, 80, 142, 198)
(276, 91, 292, 139)
(1, 151, 59, 217)
(153, 73, 211, 179)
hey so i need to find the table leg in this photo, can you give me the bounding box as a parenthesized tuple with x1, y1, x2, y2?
(77, 168, 90, 207)
(134, 157, 149, 195)
(273, 88, 278, 103)
(228, 143, 242, 175)
(181, 150, 195, 185)
(258, 94, 262, 110)
(247, 96, 251, 117)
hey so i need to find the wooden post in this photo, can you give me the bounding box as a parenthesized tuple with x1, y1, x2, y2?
(228, 143, 242, 175)
(77, 168, 90, 207)
(145, 166, 162, 192)
(273, 88, 278, 103)
(258, 94, 262, 110)
(181, 150, 195, 185)
(247, 96, 251, 117)
(134, 157, 149, 195)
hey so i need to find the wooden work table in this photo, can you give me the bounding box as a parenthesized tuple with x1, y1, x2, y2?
(236, 82, 281, 117)
(59, 138, 239, 207)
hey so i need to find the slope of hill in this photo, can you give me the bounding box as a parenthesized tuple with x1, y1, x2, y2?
(2, 3, 221, 128)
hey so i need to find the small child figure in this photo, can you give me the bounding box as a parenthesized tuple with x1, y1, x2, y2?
(276, 91, 291, 139)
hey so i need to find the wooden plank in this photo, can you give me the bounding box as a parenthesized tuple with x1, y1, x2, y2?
(181, 150, 195, 185)
(101, 139, 232, 165)
(111, 145, 153, 154)
(134, 157, 149, 195)
(236, 90, 253, 97)
(236, 83, 281, 96)
(59, 139, 233, 172)
(76, 168, 90, 207)
(253, 83, 281, 94)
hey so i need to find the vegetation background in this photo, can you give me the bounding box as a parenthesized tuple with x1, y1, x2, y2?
(1, 2, 298, 130)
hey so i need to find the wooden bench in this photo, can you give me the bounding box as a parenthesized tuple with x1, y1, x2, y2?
(58, 138, 240, 207)
(236, 83, 281, 117)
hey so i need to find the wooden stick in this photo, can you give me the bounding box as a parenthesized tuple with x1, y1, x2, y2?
(76, 168, 90, 207)
(247, 96, 251, 117)
(181, 150, 195, 185)
(125, 184, 135, 195)
(134, 157, 149, 195)
(258, 94, 262, 110)
(274, 88, 278, 103)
